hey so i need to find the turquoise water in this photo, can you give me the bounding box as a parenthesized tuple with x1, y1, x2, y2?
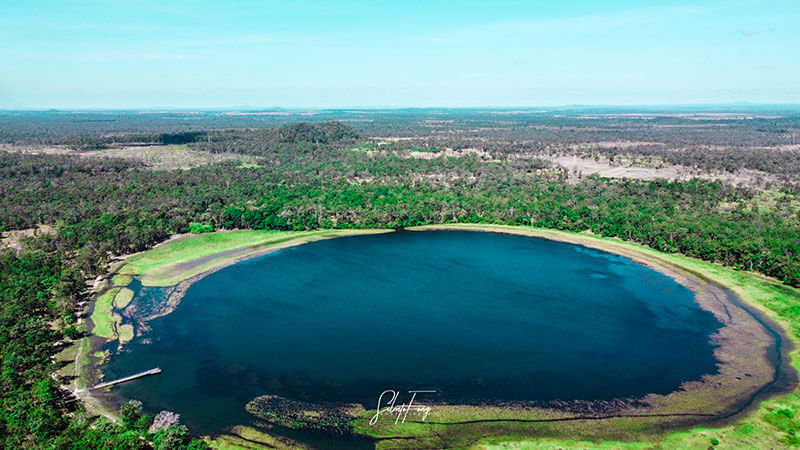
(103, 231, 721, 435)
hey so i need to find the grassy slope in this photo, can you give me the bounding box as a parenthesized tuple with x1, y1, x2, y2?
(111, 273, 131, 287)
(120, 229, 392, 286)
(89, 287, 119, 339)
(206, 425, 311, 450)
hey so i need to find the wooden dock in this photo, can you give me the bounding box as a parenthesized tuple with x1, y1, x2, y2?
(91, 368, 161, 390)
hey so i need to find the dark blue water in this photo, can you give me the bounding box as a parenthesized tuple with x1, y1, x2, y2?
(103, 231, 721, 434)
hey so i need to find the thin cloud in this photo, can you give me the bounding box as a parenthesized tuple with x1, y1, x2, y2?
(739, 28, 759, 36)
(438, 3, 720, 41)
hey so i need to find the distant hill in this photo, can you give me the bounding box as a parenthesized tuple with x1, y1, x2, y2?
(271, 121, 359, 144)
(186, 121, 360, 156)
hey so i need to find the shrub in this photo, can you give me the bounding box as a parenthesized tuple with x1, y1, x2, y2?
(188, 222, 214, 234)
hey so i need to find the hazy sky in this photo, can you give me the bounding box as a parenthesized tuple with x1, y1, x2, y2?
(1, 0, 799, 108)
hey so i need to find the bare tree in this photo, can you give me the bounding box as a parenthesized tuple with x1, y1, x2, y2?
(149, 410, 181, 434)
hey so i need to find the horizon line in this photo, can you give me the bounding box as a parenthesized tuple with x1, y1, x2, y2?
(3, 102, 800, 112)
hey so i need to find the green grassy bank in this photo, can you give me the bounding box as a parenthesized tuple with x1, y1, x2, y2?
(119, 229, 393, 287)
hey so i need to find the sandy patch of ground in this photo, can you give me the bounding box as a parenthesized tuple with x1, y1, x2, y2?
(407, 147, 494, 160)
(81, 145, 256, 170)
(377, 137, 417, 143)
(1, 225, 55, 253)
(548, 154, 683, 180)
(753, 144, 800, 151)
(1, 143, 256, 170)
(569, 140, 665, 149)
(0, 143, 74, 155)
(530, 153, 781, 187)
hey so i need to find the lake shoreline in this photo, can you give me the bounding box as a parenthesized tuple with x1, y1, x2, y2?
(86, 225, 799, 447)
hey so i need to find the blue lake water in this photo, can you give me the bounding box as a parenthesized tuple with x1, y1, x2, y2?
(102, 231, 721, 435)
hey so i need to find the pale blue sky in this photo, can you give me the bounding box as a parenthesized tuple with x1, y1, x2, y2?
(1, 0, 798, 108)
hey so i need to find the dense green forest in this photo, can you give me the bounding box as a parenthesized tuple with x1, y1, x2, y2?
(0, 113, 798, 447)
(0, 236, 209, 447)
